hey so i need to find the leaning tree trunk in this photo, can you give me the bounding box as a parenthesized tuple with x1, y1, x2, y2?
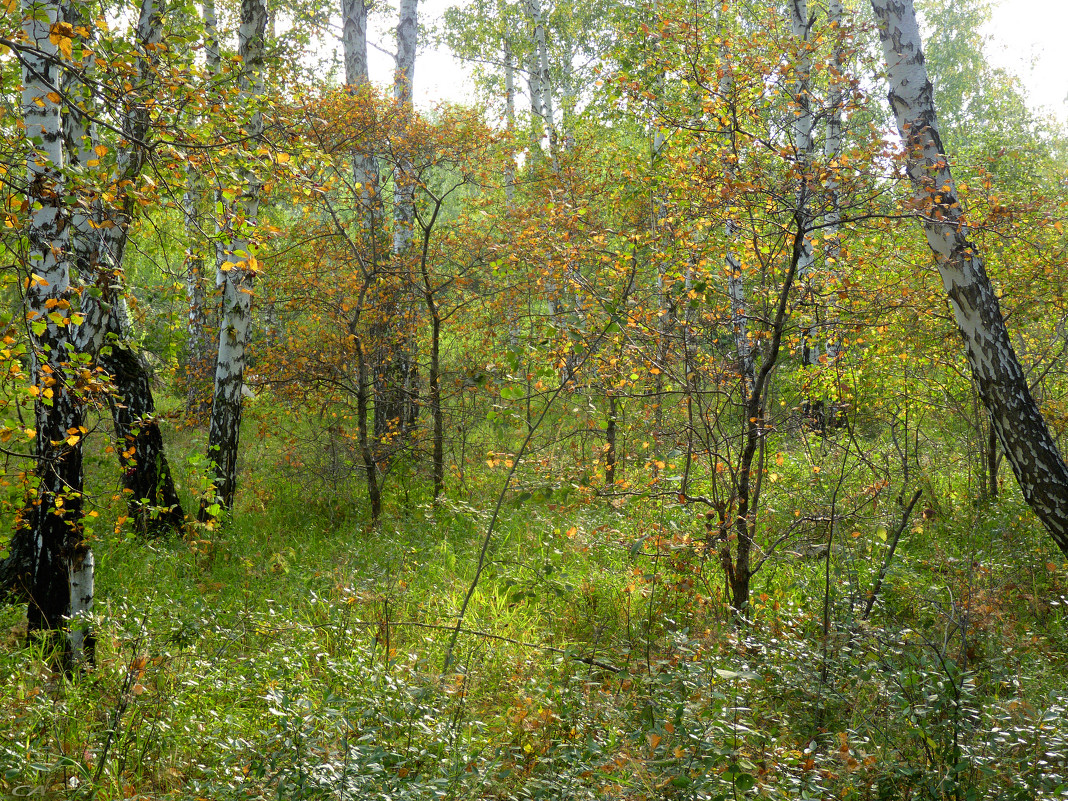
(870, 0, 1068, 555)
(15, 0, 90, 669)
(69, 0, 185, 535)
(202, 0, 268, 516)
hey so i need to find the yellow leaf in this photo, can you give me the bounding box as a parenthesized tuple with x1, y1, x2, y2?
(65, 434, 80, 446)
(275, 151, 290, 163)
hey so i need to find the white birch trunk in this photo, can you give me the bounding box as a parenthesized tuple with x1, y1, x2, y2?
(718, 52, 755, 391)
(526, 49, 544, 168)
(20, 0, 87, 665)
(789, 0, 818, 367)
(870, 0, 1068, 554)
(392, 0, 418, 256)
(342, 0, 382, 227)
(504, 37, 516, 204)
(823, 0, 844, 361)
(204, 0, 267, 513)
(525, 0, 558, 172)
(185, 0, 218, 414)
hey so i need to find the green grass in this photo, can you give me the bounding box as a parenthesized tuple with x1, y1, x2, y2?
(2, 400, 1068, 800)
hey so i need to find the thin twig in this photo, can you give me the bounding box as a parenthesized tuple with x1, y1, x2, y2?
(862, 489, 923, 620)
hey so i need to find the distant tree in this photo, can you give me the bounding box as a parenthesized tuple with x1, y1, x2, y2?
(202, 0, 269, 517)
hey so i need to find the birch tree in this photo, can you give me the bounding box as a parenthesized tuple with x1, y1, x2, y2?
(371, 0, 419, 446)
(14, 0, 89, 666)
(789, 0, 817, 370)
(184, 0, 221, 417)
(341, 0, 381, 228)
(72, 0, 185, 535)
(202, 0, 268, 515)
(869, 0, 1068, 555)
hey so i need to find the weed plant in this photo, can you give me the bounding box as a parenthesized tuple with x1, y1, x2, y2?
(1, 405, 1068, 800)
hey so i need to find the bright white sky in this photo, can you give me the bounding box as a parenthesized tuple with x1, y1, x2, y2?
(359, 0, 1067, 124)
(985, 0, 1068, 121)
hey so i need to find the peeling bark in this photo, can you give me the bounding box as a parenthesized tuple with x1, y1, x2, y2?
(184, 0, 220, 417)
(870, 0, 1068, 555)
(16, 0, 87, 667)
(525, 0, 559, 172)
(203, 0, 268, 515)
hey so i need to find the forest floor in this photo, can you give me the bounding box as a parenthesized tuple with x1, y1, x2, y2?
(2, 403, 1068, 800)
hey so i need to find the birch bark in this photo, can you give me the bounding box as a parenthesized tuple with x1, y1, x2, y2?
(16, 0, 88, 666)
(203, 0, 268, 514)
(869, 0, 1068, 554)
(184, 0, 220, 416)
(525, 0, 559, 172)
(372, 0, 419, 445)
(88, 0, 184, 535)
(823, 0, 843, 362)
(342, 0, 382, 228)
(789, 0, 818, 369)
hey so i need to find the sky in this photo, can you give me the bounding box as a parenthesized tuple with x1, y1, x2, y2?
(985, 0, 1068, 121)
(360, 0, 1068, 124)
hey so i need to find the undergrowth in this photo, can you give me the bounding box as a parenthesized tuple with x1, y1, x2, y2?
(1, 409, 1068, 800)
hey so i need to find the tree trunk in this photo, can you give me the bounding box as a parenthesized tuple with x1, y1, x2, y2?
(392, 0, 419, 256)
(503, 36, 516, 204)
(605, 394, 618, 487)
(342, 0, 382, 230)
(16, 0, 89, 668)
(202, 0, 268, 516)
(184, 0, 220, 417)
(718, 51, 755, 392)
(85, 0, 185, 533)
(870, 0, 1068, 555)
(823, 0, 844, 363)
(525, 0, 559, 172)
(370, 0, 421, 452)
(103, 340, 185, 535)
(789, 0, 819, 371)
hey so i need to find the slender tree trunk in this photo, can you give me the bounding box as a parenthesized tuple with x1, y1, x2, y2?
(525, 0, 559, 172)
(823, 0, 844, 364)
(605, 394, 618, 486)
(371, 0, 421, 448)
(870, 0, 1068, 555)
(789, 0, 819, 372)
(428, 305, 443, 500)
(729, 223, 806, 613)
(392, 0, 418, 257)
(342, 0, 382, 229)
(15, 0, 89, 668)
(356, 336, 382, 522)
(718, 51, 755, 392)
(503, 36, 516, 204)
(526, 49, 544, 172)
(184, 169, 213, 416)
(184, 0, 220, 416)
(202, 0, 268, 516)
